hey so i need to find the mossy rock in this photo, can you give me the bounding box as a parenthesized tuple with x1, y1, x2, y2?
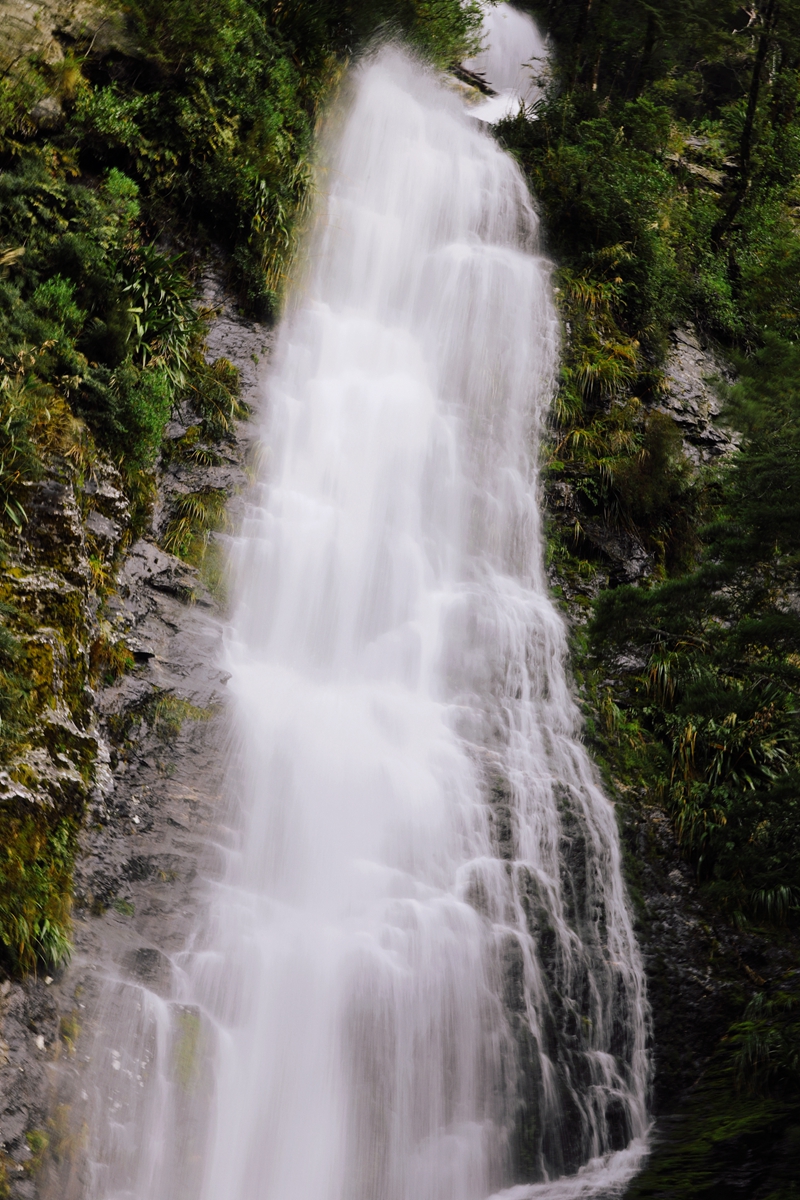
(3, 574, 89, 641)
(627, 1061, 800, 1199)
(3, 747, 88, 816)
(36, 715, 98, 785)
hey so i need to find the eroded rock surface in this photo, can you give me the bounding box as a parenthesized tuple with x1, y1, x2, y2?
(656, 325, 737, 463)
(0, 272, 270, 1197)
(0, 0, 139, 76)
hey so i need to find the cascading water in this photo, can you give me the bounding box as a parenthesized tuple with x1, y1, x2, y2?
(464, 3, 548, 122)
(69, 10, 651, 1199)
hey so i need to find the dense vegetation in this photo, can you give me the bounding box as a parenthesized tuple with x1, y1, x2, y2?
(1, 0, 481, 490)
(0, 0, 479, 974)
(499, 0, 800, 1190)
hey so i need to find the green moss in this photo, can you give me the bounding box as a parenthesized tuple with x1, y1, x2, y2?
(89, 632, 134, 687)
(628, 1056, 800, 1198)
(173, 1007, 204, 1091)
(199, 537, 229, 608)
(149, 695, 213, 741)
(24, 1129, 49, 1177)
(59, 1011, 80, 1054)
(45, 1102, 87, 1168)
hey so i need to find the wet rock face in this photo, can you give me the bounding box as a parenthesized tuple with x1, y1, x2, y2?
(43, 292, 265, 1200)
(0, 267, 269, 1199)
(579, 521, 653, 585)
(18, 478, 89, 588)
(120, 946, 172, 994)
(618, 795, 800, 1199)
(0, 979, 59, 1196)
(543, 335, 770, 1120)
(0, 455, 132, 1194)
(619, 806, 743, 1109)
(544, 479, 651, 592)
(0, 456, 129, 807)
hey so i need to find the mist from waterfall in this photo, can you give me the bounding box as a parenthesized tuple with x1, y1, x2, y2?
(73, 10, 650, 1199)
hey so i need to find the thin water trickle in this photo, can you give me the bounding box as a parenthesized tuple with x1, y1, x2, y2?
(74, 10, 650, 1199)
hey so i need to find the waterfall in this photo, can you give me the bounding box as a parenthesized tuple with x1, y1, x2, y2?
(71, 11, 650, 1199)
(464, 3, 549, 122)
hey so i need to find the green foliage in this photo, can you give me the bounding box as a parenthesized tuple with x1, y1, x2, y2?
(24, 1129, 49, 1177)
(123, 244, 201, 387)
(0, 0, 475, 492)
(625, 1051, 800, 1198)
(539, 263, 698, 572)
(504, 1, 800, 918)
(592, 340, 800, 919)
(733, 990, 800, 1094)
(500, 95, 680, 353)
(68, 0, 480, 310)
(162, 487, 228, 562)
(77, 362, 171, 471)
(625, 973, 800, 1197)
(510, 0, 800, 347)
(501, 0, 800, 585)
(0, 156, 193, 478)
(0, 810, 77, 973)
(0, 367, 48, 525)
(0, 606, 32, 756)
(185, 354, 245, 442)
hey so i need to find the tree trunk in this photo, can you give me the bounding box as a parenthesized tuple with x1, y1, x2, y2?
(712, 0, 779, 245)
(568, 0, 595, 89)
(631, 11, 658, 97)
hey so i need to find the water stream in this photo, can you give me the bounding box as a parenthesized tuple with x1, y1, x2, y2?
(70, 10, 650, 1198)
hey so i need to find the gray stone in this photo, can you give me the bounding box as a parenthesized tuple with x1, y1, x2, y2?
(28, 94, 63, 128)
(0, 0, 140, 76)
(83, 460, 130, 527)
(85, 508, 119, 548)
(654, 324, 737, 464)
(120, 946, 173, 994)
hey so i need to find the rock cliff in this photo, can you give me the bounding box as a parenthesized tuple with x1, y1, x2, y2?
(0, 269, 269, 1196)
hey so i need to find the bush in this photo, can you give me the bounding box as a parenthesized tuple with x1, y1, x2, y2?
(76, 363, 171, 471)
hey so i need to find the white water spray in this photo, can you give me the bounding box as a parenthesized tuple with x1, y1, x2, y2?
(74, 11, 650, 1199)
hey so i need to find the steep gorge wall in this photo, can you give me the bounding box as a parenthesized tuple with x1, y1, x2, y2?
(0, 271, 267, 1195)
